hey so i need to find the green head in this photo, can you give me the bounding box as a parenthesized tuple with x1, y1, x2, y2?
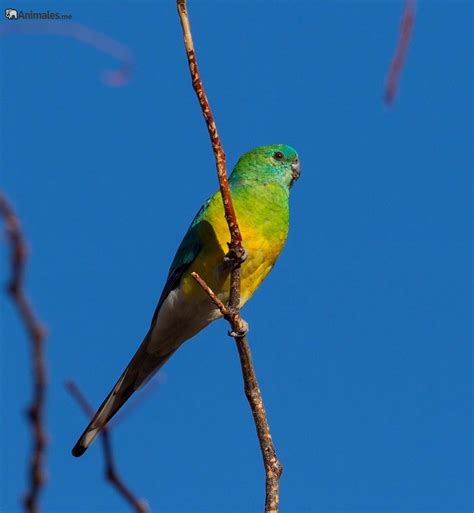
(230, 144, 300, 190)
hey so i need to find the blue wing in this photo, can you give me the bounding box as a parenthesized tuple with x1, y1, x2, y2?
(150, 198, 211, 327)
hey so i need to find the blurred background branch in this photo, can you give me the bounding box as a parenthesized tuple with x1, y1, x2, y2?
(0, 193, 47, 513)
(384, 0, 416, 105)
(0, 21, 134, 86)
(65, 380, 149, 513)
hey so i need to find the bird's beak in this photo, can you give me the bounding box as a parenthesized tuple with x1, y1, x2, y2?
(290, 158, 301, 186)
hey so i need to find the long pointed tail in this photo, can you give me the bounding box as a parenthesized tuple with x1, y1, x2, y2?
(71, 369, 133, 456)
(72, 341, 173, 457)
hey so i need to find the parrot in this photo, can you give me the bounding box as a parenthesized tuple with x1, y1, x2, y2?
(72, 144, 300, 457)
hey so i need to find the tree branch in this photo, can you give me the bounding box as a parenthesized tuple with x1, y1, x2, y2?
(176, 3, 283, 510)
(191, 272, 283, 512)
(176, 0, 244, 262)
(384, 0, 416, 105)
(0, 193, 48, 513)
(65, 381, 149, 513)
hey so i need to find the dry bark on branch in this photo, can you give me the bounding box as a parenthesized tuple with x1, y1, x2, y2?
(176, 2, 282, 511)
(0, 192, 47, 513)
(190, 273, 283, 511)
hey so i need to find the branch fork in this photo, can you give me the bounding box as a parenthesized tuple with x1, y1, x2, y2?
(177, 2, 282, 511)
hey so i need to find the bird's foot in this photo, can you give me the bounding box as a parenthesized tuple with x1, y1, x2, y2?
(228, 318, 249, 338)
(224, 244, 247, 269)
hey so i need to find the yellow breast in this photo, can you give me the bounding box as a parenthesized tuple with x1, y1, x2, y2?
(181, 184, 289, 306)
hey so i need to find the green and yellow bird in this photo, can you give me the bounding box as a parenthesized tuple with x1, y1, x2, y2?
(72, 144, 300, 457)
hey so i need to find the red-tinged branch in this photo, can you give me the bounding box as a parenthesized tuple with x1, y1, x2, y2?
(178, 2, 282, 511)
(0, 192, 47, 513)
(176, 0, 244, 260)
(65, 381, 149, 513)
(190, 272, 228, 314)
(234, 336, 282, 513)
(384, 0, 416, 105)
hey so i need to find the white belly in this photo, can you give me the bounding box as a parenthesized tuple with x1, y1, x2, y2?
(146, 286, 222, 357)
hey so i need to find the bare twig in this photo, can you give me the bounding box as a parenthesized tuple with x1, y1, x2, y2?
(176, 0, 244, 262)
(384, 0, 416, 105)
(191, 272, 282, 511)
(65, 381, 149, 513)
(176, 3, 283, 510)
(0, 193, 48, 513)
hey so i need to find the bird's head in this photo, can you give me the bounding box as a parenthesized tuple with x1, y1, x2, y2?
(230, 144, 300, 190)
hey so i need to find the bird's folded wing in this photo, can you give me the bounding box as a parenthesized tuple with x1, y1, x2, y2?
(150, 198, 210, 328)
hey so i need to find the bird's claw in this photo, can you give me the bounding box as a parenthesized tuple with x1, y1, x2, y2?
(228, 319, 249, 338)
(224, 245, 247, 269)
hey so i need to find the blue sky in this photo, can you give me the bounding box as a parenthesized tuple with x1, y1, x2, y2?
(0, 1, 471, 512)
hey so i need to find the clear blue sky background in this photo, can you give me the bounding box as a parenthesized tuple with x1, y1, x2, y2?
(1, 1, 471, 512)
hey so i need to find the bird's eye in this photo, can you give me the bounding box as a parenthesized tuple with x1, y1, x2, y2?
(273, 151, 284, 161)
